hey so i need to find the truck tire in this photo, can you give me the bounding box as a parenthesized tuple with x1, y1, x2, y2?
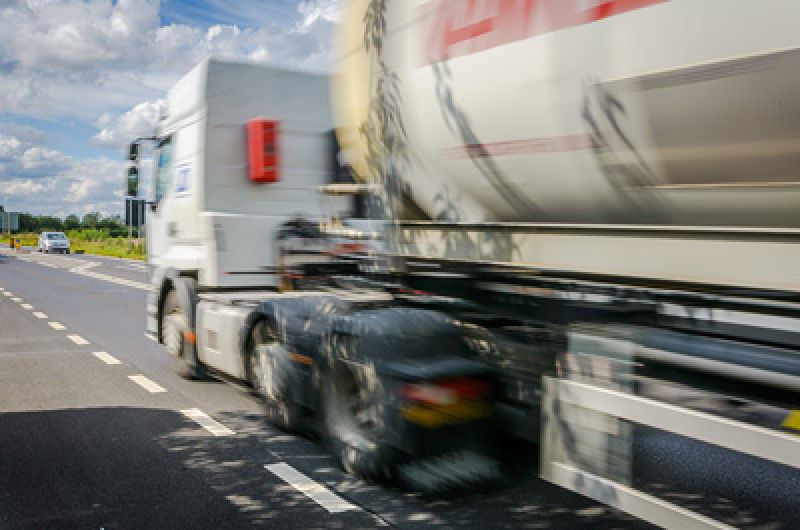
(321, 360, 401, 484)
(162, 284, 206, 380)
(247, 321, 302, 432)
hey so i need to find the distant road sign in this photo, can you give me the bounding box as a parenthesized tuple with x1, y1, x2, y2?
(0, 211, 20, 232)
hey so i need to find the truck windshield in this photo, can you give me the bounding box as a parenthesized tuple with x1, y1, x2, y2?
(154, 135, 173, 204)
(47, 233, 66, 239)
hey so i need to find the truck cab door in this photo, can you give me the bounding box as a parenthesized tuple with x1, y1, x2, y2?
(146, 135, 174, 269)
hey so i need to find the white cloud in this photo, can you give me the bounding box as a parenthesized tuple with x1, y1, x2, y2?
(0, 122, 48, 144)
(0, 0, 343, 216)
(0, 128, 127, 216)
(2, 178, 55, 196)
(0, 0, 341, 121)
(93, 99, 164, 149)
(297, 0, 340, 31)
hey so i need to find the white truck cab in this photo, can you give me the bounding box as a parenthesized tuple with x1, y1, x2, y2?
(128, 58, 357, 373)
(147, 58, 347, 290)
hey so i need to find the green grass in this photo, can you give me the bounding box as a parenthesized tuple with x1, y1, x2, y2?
(72, 239, 145, 260)
(10, 232, 145, 261)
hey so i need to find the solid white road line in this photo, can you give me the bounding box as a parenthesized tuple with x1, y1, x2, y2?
(11, 297, 21, 302)
(181, 408, 236, 437)
(48, 322, 66, 330)
(265, 463, 359, 514)
(92, 351, 121, 365)
(67, 334, 90, 345)
(20, 303, 33, 310)
(66, 261, 151, 291)
(128, 374, 167, 393)
(33, 312, 48, 319)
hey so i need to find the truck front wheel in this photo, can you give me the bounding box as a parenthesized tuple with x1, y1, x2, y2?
(162, 286, 205, 379)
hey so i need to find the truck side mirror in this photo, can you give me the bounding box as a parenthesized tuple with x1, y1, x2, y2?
(127, 166, 139, 197)
(128, 142, 139, 162)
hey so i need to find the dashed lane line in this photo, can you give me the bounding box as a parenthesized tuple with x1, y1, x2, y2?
(128, 374, 167, 393)
(20, 303, 33, 310)
(3, 292, 12, 297)
(67, 334, 90, 345)
(32, 312, 48, 319)
(11, 297, 21, 302)
(48, 322, 66, 330)
(265, 463, 359, 514)
(181, 408, 236, 437)
(92, 351, 121, 365)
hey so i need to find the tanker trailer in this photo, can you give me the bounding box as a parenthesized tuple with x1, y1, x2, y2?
(324, 0, 800, 495)
(333, 0, 800, 293)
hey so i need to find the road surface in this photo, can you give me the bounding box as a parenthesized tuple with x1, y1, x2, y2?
(0, 249, 796, 529)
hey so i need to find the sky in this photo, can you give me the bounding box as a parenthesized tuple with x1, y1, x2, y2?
(0, 0, 340, 218)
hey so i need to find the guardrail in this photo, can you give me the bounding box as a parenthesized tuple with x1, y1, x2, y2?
(540, 328, 800, 529)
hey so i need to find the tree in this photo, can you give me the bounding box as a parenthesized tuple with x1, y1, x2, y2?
(81, 212, 100, 229)
(37, 216, 63, 231)
(64, 214, 80, 230)
(18, 213, 38, 232)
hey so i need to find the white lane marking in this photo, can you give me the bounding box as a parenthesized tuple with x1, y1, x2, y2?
(48, 322, 66, 330)
(128, 374, 167, 393)
(66, 260, 151, 291)
(3, 292, 12, 297)
(76, 268, 151, 291)
(265, 463, 359, 514)
(11, 297, 21, 302)
(117, 263, 147, 271)
(33, 312, 48, 319)
(67, 334, 90, 345)
(92, 351, 121, 365)
(181, 408, 236, 437)
(68, 261, 102, 273)
(20, 303, 33, 310)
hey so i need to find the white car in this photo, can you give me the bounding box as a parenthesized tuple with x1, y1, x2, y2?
(38, 232, 71, 254)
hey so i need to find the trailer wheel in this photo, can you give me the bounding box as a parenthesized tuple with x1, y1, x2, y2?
(322, 361, 400, 483)
(163, 286, 205, 379)
(248, 321, 301, 432)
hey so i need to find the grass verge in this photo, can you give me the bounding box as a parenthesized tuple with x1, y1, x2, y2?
(9, 232, 145, 261)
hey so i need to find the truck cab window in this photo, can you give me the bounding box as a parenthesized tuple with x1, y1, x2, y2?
(154, 135, 173, 205)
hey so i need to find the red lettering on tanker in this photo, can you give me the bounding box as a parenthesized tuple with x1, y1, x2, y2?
(420, 0, 668, 65)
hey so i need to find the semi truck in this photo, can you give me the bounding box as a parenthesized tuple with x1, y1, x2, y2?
(128, 0, 800, 492)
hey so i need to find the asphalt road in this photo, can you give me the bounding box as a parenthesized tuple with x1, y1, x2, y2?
(0, 249, 796, 529)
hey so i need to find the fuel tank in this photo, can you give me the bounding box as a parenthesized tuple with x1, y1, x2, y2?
(333, 0, 800, 227)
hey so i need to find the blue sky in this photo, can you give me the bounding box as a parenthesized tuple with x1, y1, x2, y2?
(0, 0, 340, 217)
(160, 0, 301, 28)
